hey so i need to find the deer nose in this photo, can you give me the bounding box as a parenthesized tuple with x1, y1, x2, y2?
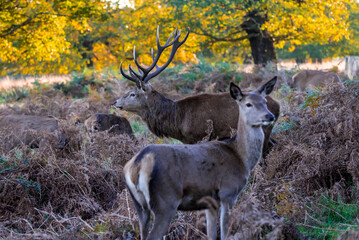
(266, 113, 275, 122)
(113, 100, 117, 106)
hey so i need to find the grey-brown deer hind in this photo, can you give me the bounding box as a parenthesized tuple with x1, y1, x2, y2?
(124, 77, 277, 240)
(290, 69, 342, 91)
(113, 27, 280, 156)
(0, 114, 66, 149)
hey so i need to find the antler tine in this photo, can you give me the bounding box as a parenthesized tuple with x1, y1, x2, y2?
(120, 62, 139, 84)
(133, 46, 147, 75)
(156, 25, 162, 50)
(129, 64, 142, 80)
(162, 32, 174, 49)
(162, 28, 182, 49)
(144, 28, 190, 83)
(178, 28, 190, 45)
(173, 27, 179, 39)
(157, 25, 172, 50)
(151, 48, 160, 70)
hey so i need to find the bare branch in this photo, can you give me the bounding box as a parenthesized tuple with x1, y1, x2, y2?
(191, 26, 258, 43)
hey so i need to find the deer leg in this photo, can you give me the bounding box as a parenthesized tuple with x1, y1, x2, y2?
(131, 195, 151, 240)
(205, 208, 219, 240)
(139, 208, 151, 240)
(220, 201, 230, 239)
(146, 207, 177, 240)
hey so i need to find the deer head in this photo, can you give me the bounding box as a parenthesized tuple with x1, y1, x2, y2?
(113, 26, 189, 113)
(230, 77, 276, 127)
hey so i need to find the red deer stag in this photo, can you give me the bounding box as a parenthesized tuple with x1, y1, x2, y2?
(113, 27, 280, 155)
(124, 78, 277, 240)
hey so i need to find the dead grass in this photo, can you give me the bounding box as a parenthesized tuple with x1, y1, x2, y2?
(0, 75, 70, 90)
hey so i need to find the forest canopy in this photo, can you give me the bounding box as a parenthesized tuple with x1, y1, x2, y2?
(0, 0, 357, 75)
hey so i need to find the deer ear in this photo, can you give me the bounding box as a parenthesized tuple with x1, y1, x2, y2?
(257, 76, 277, 96)
(230, 82, 243, 101)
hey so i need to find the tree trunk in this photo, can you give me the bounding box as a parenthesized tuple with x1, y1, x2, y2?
(247, 30, 276, 66)
(79, 34, 94, 68)
(241, 11, 277, 67)
(81, 38, 94, 68)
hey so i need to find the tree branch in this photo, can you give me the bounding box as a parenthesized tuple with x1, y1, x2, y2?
(191, 26, 259, 43)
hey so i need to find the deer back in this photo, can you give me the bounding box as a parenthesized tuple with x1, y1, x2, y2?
(0, 114, 63, 149)
(0, 114, 59, 132)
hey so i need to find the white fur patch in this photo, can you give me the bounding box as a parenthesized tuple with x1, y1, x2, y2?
(124, 153, 155, 209)
(138, 168, 151, 208)
(137, 153, 155, 209)
(125, 169, 146, 207)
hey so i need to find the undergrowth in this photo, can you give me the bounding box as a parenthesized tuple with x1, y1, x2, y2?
(0, 88, 29, 103)
(299, 194, 359, 239)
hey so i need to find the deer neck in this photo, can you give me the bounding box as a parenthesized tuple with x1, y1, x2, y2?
(235, 109, 264, 171)
(142, 91, 182, 139)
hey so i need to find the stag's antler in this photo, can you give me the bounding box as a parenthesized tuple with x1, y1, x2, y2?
(120, 26, 190, 88)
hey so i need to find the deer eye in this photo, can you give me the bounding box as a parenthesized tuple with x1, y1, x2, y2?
(130, 93, 136, 97)
(246, 103, 253, 108)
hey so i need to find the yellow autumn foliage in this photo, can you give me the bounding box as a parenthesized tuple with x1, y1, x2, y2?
(0, 0, 356, 74)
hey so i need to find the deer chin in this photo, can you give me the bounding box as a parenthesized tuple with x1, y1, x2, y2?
(250, 123, 263, 128)
(114, 105, 123, 110)
(261, 120, 274, 126)
(251, 120, 273, 127)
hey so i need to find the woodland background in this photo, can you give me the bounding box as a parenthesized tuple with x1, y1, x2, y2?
(1, 0, 359, 239)
(1, 0, 358, 75)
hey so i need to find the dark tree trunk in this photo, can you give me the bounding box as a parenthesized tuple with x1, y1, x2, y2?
(247, 30, 276, 66)
(81, 38, 94, 68)
(79, 34, 94, 68)
(241, 10, 277, 66)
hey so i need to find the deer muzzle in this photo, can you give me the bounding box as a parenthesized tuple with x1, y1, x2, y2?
(113, 100, 123, 110)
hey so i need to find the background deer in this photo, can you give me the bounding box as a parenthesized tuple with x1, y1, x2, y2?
(84, 113, 133, 136)
(290, 69, 342, 91)
(113, 27, 280, 156)
(345, 56, 359, 80)
(124, 77, 277, 240)
(0, 114, 66, 148)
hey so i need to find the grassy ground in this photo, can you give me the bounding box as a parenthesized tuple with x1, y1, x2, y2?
(0, 62, 358, 239)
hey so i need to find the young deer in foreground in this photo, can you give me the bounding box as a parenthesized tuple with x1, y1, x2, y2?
(113, 27, 280, 156)
(124, 77, 277, 240)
